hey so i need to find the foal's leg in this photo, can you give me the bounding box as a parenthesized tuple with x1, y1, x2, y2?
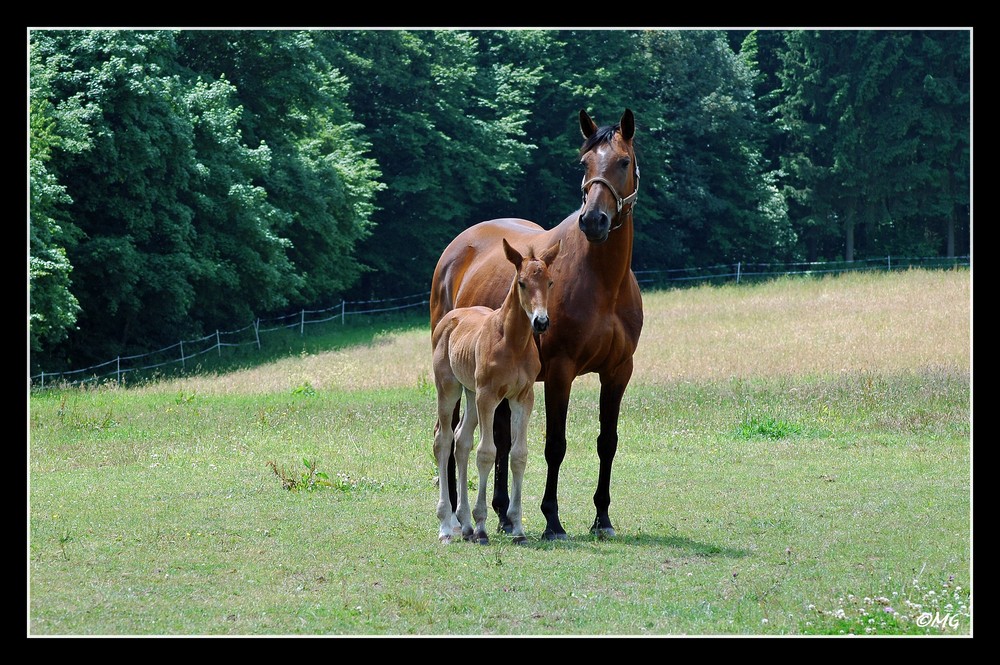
(453, 387, 478, 540)
(506, 392, 532, 544)
(434, 383, 463, 543)
(472, 394, 499, 545)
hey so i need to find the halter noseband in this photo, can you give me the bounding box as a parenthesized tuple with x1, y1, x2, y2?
(580, 160, 640, 232)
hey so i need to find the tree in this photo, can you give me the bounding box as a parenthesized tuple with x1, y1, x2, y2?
(30, 29, 384, 370)
(320, 30, 540, 297)
(28, 49, 85, 359)
(176, 30, 384, 308)
(631, 30, 792, 269)
(775, 30, 970, 261)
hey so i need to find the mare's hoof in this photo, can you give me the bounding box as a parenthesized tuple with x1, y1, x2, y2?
(590, 518, 616, 540)
(512, 535, 528, 546)
(439, 534, 453, 545)
(541, 529, 568, 541)
(497, 521, 514, 535)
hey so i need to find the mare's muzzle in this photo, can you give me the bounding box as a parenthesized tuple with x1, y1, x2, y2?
(578, 209, 611, 243)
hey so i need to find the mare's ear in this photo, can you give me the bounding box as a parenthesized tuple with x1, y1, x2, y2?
(620, 109, 635, 141)
(580, 109, 598, 139)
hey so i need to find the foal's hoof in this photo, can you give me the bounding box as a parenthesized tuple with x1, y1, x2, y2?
(439, 534, 453, 545)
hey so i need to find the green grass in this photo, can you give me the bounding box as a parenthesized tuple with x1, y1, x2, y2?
(28, 269, 971, 636)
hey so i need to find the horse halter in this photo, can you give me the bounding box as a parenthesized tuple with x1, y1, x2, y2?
(580, 158, 640, 232)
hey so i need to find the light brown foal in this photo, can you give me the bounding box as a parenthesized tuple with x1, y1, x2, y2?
(431, 238, 560, 544)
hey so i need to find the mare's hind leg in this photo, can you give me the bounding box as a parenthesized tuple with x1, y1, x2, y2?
(506, 394, 532, 544)
(434, 384, 463, 543)
(491, 400, 514, 534)
(453, 387, 478, 540)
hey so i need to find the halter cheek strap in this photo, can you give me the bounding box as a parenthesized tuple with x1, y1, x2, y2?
(580, 163, 640, 231)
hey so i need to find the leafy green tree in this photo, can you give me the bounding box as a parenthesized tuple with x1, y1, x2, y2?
(28, 51, 85, 359)
(31, 31, 205, 364)
(776, 30, 969, 261)
(893, 30, 970, 257)
(30, 29, 383, 370)
(630, 30, 792, 268)
(319, 30, 540, 296)
(176, 30, 383, 307)
(30, 31, 283, 366)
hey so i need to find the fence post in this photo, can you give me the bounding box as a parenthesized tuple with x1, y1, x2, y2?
(736, 261, 742, 284)
(342, 300, 346, 325)
(216, 330, 221, 357)
(887, 255, 891, 271)
(116, 356, 121, 385)
(180, 340, 185, 369)
(254, 318, 261, 350)
(300, 309, 305, 336)
(40, 371, 44, 389)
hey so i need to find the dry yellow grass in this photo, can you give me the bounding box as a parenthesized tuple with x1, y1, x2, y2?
(140, 268, 970, 396)
(634, 268, 970, 385)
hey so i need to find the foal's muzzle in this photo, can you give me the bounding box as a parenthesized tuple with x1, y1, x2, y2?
(532, 314, 550, 334)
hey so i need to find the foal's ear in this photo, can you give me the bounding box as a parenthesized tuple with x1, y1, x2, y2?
(502, 238, 523, 267)
(540, 239, 562, 267)
(580, 109, 598, 139)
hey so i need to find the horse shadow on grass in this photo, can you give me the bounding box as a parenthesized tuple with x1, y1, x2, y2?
(524, 530, 749, 560)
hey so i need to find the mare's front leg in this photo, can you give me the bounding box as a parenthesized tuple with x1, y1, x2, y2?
(540, 361, 574, 540)
(592, 360, 634, 538)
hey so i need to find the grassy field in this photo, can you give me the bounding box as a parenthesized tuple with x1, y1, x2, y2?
(28, 268, 972, 636)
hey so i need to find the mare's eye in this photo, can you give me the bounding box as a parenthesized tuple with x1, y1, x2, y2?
(518, 281, 526, 289)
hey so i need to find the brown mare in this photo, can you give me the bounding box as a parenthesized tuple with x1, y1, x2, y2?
(430, 108, 642, 540)
(431, 238, 561, 545)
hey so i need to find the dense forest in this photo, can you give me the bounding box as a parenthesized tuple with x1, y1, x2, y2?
(29, 29, 970, 373)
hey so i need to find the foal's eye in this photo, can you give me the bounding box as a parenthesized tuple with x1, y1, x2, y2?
(549, 280, 554, 288)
